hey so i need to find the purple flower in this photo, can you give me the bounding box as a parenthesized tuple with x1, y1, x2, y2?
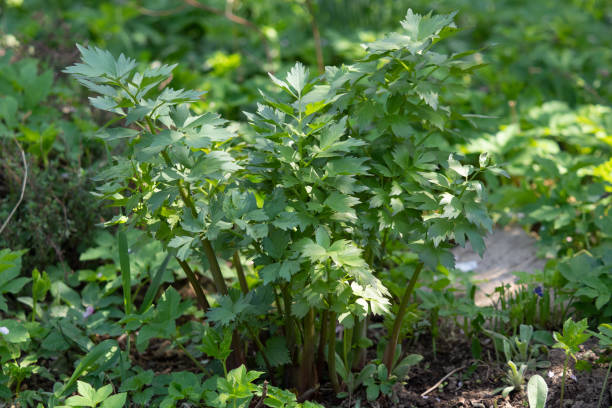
(0, 326, 9, 335)
(534, 286, 543, 297)
(82, 305, 95, 319)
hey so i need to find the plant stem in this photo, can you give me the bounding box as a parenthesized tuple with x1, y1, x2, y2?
(382, 262, 424, 372)
(176, 177, 228, 295)
(246, 324, 274, 378)
(560, 354, 569, 408)
(328, 311, 340, 393)
(352, 316, 367, 370)
(176, 257, 211, 311)
(31, 296, 36, 322)
(202, 238, 228, 294)
(158, 142, 228, 297)
(281, 284, 296, 359)
(117, 227, 132, 315)
(232, 251, 249, 294)
(299, 308, 316, 393)
(175, 339, 209, 374)
(597, 360, 611, 408)
(317, 309, 328, 378)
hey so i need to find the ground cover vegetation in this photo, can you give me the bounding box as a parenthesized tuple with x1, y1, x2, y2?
(0, 1, 610, 407)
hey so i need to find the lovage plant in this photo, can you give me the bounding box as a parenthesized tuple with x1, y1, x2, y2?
(66, 8, 497, 399)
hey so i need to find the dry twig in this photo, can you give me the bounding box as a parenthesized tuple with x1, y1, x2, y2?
(420, 365, 467, 397)
(254, 380, 268, 408)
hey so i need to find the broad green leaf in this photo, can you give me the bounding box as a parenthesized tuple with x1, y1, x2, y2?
(56, 340, 119, 398)
(527, 375, 548, 408)
(262, 337, 290, 367)
(100, 392, 127, 408)
(0, 96, 18, 128)
(77, 381, 96, 404)
(0, 319, 29, 343)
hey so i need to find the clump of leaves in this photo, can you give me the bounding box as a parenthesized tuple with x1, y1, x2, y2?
(484, 324, 552, 370)
(65, 8, 496, 400)
(57, 381, 126, 408)
(494, 360, 527, 398)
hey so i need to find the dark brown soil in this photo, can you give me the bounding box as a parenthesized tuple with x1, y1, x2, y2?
(350, 336, 610, 408)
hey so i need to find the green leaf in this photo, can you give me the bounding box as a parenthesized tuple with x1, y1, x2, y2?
(0, 96, 18, 128)
(464, 202, 493, 232)
(77, 381, 96, 404)
(401, 9, 457, 41)
(448, 154, 472, 178)
(294, 239, 327, 263)
(286, 63, 309, 95)
(207, 295, 250, 326)
(324, 192, 359, 220)
(527, 375, 548, 408)
(189, 151, 241, 180)
(553, 318, 591, 358)
(56, 340, 119, 398)
(200, 326, 233, 362)
(100, 392, 127, 408)
(260, 261, 300, 285)
(32, 268, 51, 303)
(0, 319, 29, 343)
(262, 337, 290, 367)
(65, 44, 136, 80)
(315, 227, 331, 248)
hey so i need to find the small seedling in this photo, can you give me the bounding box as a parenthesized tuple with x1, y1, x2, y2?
(494, 360, 527, 397)
(552, 318, 591, 408)
(590, 323, 612, 408)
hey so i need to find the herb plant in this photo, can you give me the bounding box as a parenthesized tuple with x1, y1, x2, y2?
(64, 8, 496, 399)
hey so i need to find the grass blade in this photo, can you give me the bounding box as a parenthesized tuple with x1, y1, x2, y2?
(139, 252, 172, 313)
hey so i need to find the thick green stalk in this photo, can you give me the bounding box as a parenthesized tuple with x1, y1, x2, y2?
(159, 141, 228, 296)
(281, 284, 296, 359)
(343, 326, 353, 372)
(317, 310, 328, 379)
(327, 311, 340, 393)
(352, 316, 367, 370)
(201, 237, 228, 295)
(233, 251, 249, 294)
(382, 262, 423, 372)
(176, 176, 228, 295)
(176, 258, 211, 311)
(299, 308, 317, 393)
